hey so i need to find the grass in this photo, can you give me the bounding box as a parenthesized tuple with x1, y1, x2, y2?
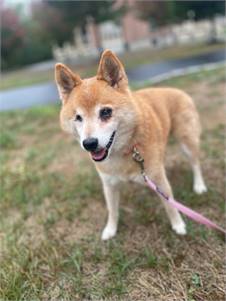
(1, 42, 224, 91)
(0, 67, 225, 300)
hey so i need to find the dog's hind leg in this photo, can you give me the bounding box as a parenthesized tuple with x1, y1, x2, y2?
(99, 173, 120, 240)
(173, 107, 207, 194)
(181, 140, 207, 194)
(153, 168, 187, 235)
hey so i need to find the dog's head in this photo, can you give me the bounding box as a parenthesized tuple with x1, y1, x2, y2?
(55, 50, 136, 162)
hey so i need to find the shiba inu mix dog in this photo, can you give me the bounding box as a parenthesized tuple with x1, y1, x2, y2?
(55, 50, 207, 240)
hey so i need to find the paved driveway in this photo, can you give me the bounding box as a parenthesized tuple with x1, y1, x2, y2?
(0, 49, 225, 111)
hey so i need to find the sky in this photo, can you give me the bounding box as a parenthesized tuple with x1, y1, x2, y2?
(4, 0, 35, 16)
(5, 0, 33, 5)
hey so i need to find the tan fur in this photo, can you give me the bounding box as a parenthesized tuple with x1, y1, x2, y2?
(55, 49, 207, 240)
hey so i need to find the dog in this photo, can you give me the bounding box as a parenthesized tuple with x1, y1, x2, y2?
(55, 49, 207, 240)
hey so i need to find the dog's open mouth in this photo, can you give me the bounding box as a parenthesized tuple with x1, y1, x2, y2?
(91, 131, 116, 162)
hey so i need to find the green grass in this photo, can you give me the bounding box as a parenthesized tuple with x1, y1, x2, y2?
(1, 42, 224, 91)
(0, 67, 225, 300)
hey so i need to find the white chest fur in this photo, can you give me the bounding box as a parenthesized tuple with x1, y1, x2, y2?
(99, 170, 145, 186)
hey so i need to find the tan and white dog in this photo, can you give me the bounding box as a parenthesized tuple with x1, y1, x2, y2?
(55, 50, 207, 240)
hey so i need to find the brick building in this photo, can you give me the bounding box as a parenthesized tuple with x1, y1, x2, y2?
(87, 0, 151, 53)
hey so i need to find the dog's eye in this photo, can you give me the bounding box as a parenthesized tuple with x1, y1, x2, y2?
(75, 114, 82, 122)
(99, 107, 112, 121)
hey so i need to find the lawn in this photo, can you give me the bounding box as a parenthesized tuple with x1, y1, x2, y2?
(1, 42, 224, 91)
(0, 67, 225, 300)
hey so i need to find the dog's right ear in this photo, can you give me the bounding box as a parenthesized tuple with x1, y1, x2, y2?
(55, 63, 82, 103)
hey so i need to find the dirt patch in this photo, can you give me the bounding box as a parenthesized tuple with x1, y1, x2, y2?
(50, 201, 106, 244)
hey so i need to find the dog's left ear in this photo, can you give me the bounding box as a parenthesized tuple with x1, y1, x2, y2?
(97, 49, 128, 88)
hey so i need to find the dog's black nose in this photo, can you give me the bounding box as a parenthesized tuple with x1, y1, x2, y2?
(83, 138, 98, 152)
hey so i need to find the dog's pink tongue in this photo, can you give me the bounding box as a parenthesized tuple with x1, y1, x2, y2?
(91, 148, 106, 160)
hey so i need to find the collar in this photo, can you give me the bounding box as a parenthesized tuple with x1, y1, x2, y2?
(123, 143, 139, 156)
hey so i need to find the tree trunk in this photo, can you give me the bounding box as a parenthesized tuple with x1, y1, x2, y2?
(93, 21, 103, 55)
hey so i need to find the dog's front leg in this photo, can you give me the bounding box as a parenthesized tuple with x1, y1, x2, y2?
(151, 168, 187, 235)
(99, 173, 120, 240)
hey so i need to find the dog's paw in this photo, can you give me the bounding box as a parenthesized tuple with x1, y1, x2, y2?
(193, 182, 207, 195)
(101, 225, 117, 241)
(172, 220, 187, 235)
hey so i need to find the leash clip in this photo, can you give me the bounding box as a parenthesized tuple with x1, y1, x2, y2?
(132, 147, 146, 179)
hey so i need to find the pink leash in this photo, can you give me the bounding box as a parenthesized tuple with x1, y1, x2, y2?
(132, 147, 226, 235)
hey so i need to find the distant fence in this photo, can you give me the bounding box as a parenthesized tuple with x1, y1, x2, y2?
(53, 16, 226, 64)
(151, 16, 226, 48)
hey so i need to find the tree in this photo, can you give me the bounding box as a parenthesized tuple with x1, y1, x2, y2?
(1, 1, 59, 70)
(1, 0, 124, 70)
(135, 1, 176, 28)
(173, 1, 225, 42)
(1, 4, 26, 69)
(135, 0, 224, 44)
(135, 0, 224, 27)
(30, 1, 71, 47)
(46, 1, 122, 46)
(173, 1, 224, 21)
